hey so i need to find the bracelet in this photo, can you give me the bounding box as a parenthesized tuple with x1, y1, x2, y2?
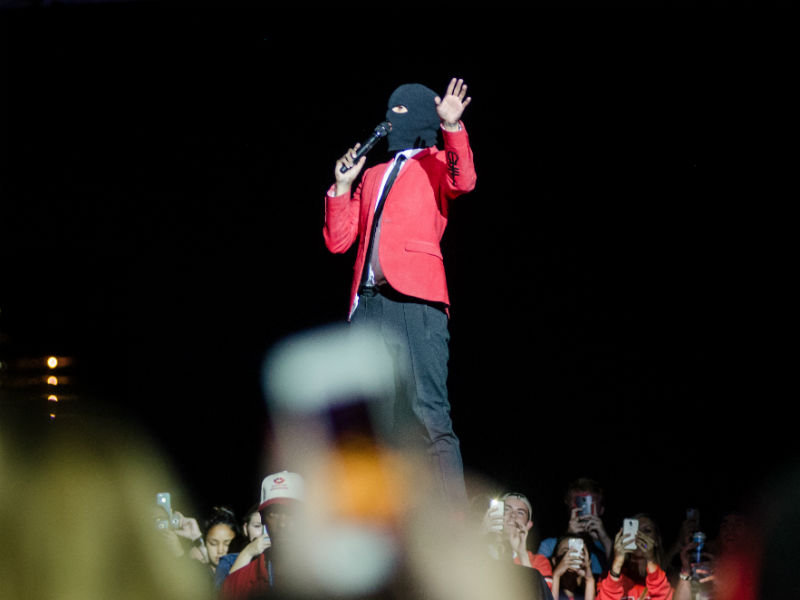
(679, 571, 692, 581)
(609, 568, 622, 579)
(192, 537, 205, 548)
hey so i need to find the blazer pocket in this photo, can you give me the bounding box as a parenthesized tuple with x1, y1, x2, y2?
(405, 240, 443, 259)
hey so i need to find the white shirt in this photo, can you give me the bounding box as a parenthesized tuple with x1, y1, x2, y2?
(352, 148, 423, 316)
(364, 148, 423, 285)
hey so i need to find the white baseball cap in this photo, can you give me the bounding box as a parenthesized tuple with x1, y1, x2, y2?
(259, 471, 304, 512)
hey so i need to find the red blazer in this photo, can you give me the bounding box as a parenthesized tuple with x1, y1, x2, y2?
(323, 123, 476, 318)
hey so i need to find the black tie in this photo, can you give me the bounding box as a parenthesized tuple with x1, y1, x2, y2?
(359, 154, 407, 289)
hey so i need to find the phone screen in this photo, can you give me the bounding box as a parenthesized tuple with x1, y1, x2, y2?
(568, 537, 584, 557)
(623, 518, 638, 550)
(574, 494, 594, 517)
(487, 499, 504, 533)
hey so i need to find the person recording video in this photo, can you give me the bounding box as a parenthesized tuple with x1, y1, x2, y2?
(596, 514, 672, 600)
(537, 478, 612, 577)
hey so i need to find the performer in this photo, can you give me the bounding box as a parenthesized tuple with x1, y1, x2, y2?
(323, 77, 476, 509)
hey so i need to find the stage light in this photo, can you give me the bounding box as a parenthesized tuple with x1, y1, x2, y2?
(48, 395, 58, 402)
(47, 376, 58, 386)
(47, 356, 58, 369)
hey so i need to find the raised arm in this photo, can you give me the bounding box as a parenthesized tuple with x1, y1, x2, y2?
(435, 78, 472, 131)
(323, 145, 366, 254)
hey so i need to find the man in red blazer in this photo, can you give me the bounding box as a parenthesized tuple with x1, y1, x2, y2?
(323, 78, 476, 509)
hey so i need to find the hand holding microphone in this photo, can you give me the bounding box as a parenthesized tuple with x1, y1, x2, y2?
(339, 121, 391, 173)
(334, 122, 392, 194)
(334, 143, 366, 190)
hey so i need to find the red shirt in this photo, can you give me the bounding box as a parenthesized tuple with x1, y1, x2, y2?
(220, 553, 271, 600)
(596, 566, 673, 600)
(514, 551, 554, 589)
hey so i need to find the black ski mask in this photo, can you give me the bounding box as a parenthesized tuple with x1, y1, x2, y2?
(385, 83, 440, 152)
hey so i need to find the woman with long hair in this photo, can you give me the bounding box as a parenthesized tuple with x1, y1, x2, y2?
(596, 513, 673, 600)
(201, 506, 239, 577)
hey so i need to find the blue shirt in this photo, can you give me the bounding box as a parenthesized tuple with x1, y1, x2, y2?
(214, 553, 239, 588)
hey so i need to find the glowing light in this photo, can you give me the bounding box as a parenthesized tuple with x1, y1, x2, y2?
(49, 413, 56, 420)
(47, 356, 58, 369)
(47, 376, 58, 386)
(48, 395, 58, 402)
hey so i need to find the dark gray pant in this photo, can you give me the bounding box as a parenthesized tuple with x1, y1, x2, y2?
(351, 289, 467, 508)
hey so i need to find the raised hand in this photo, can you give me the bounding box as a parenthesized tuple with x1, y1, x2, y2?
(554, 546, 586, 578)
(435, 77, 472, 129)
(568, 508, 587, 534)
(580, 546, 594, 580)
(173, 512, 202, 542)
(334, 143, 366, 195)
(482, 506, 504, 535)
(507, 522, 529, 556)
(243, 533, 271, 558)
(229, 533, 272, 575)
(613, 529, 636, 561)
(636, 530, 657, 563)
(582, 513, 613, 558)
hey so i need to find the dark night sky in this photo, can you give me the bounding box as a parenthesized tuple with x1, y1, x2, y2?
(1, 7, 793, 542)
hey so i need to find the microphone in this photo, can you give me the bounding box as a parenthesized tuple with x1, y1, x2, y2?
(339, 121, 392, 173)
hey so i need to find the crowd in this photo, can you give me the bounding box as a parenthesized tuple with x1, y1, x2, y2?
(0, 323, 790, 600)
(162, 473, 749, 600)
(0, 417, 777, 600)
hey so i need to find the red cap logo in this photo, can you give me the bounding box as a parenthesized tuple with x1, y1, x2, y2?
(274, 477, 285, 484)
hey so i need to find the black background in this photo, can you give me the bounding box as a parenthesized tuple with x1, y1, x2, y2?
(1, 6, 793, 546)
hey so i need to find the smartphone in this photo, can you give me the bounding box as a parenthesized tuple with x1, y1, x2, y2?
(574, 494, 594, 517)
(623, 518, 639, 550)
(156, 493, 172, 530)
(568, 537, 584, 558)
(488, 499, 504, 533)
(155, 492, 182, 530)
(157, 492, 171, 511)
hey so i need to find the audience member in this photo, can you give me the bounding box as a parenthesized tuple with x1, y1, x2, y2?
(664, 507, 702, 582)
(499, 492, 554, 587)
(672, 510, 750, 600)
(537, 478, 612, 577)
(242, 506, 265, 541)
(214, 504, 268, 588)
(550, 534, 596, 600)
(672, 531, 714, 600)
(476, 493, 509, 561)
(596, 513, 673, 600)
(220, 470, 305, 600)
(201, 506, 239, 577)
